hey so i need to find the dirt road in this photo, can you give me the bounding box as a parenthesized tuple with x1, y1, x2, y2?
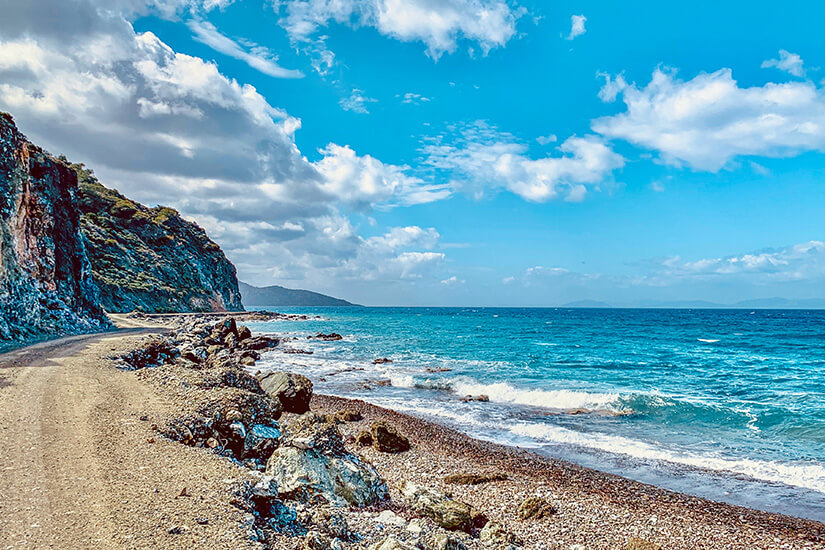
(0, 330, 259, 549)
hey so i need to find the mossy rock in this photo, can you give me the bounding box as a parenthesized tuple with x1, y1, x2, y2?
(355, 430, 373, 446)
(444, 472, 507, 485)
(333, 409, 362, 422)
(626, 538, 661, 550)
(517, 496, 556, 520)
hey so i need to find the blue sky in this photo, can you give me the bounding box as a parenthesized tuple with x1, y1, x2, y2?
(2, 0, 825, 305)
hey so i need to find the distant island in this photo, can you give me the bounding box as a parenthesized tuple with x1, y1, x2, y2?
(239, 281, 356, 307)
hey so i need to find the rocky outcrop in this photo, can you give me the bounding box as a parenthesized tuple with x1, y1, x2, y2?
(0, 113, 110, 343)
(76, 168, 243, 313)
(401, 482, 485, 533)
(516, 497, 556, 520)
(371, 421, 411, 453)
(267, 413, 388, 507)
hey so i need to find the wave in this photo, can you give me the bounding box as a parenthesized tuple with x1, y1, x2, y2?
(451, 379, 622, 411)
(697, 338, 720, 343)
(509, 422, 825, 493)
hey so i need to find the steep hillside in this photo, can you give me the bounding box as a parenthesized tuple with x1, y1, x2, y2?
(239, 281, 355, 307)
(76, 170, 243, 313)
(0, 113, 110, 343)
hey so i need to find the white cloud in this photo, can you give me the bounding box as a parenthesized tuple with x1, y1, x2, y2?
(0, 0, 455, 299)
(275, 0, 524, 70)
(761, 49, 806, 77)
(313, 144, 452, 207)
(188, 20, 303, 78)
(566, 14, 586, 40)
(597, 72, 627, 102)
(339, 88, 377, 114)
(654, 241, 825, 282)
(402, 92, 431, 104)
(536, 134, 557, 145)
(592, 67, 825, 171)
(423, 122, 624, 202)
(440, 275, 465, 285)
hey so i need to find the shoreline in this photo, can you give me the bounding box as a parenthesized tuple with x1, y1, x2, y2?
(308, 393, 825, 549)
(3, 314, 824, 549)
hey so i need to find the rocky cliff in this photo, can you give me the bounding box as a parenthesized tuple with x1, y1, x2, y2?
(76, 169, 243, 313)
(0, 113, 110, 343)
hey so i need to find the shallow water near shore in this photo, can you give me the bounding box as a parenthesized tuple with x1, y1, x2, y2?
(246, 306, 825, 521)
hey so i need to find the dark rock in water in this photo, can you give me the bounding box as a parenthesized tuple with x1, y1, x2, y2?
(309, 332, 343, 341)
(460, 395, 489, 403)
(372, 357, 393, 364)
(0, 113, 111, 343)
(370, 421, 410, 453)
(241, 336, 279, 351)
(517, 496, 556, 520)
(443, 472, 507, 485)
(237, 325, 252, 341)
(259, 371, 313, 414)
(266, 413, 388, 507)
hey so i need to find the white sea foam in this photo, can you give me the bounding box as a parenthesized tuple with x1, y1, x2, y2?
(698, 338, 720, 343)
(451, 379, 621, 411)
(509, 422, 825, 493)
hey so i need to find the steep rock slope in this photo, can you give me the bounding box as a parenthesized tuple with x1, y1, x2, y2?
(0, 113, 109, 342)
(239, 281, 355, 307)
(76, 172, 244, 313)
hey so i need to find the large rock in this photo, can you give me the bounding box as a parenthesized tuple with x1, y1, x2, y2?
(266, 414, 387, 507)
(371, 421, 410, 453)
(401, 482, 482, 532)
(479, 522, 521, 549)
(259, 371, 313, 413)
(516, 496, 556, 520)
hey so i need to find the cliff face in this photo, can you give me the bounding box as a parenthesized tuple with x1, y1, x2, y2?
(77, 173, 243, 313)
(0, 113, 110, 342)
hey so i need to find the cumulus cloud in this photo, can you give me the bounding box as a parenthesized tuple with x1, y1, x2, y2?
(275, 0, 524, 71)
(401, 92, 431, 105)
(596, 72, 627, 102)
(339, 88, 378, 114)
(567, 14, 586, 40)
(592, 67, 825, 171)
(423, 122, 624, 202)
(761, 49, 806, 77)
(188, 20, 304, 78)
(0, 0, 453, 300)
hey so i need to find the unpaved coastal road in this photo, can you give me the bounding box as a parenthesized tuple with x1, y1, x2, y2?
(0, 330, 259, 550)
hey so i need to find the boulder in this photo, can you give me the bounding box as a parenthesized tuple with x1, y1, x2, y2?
(259, 371, 313, 413)
(266, 414, 388, 507)
(401, 482, 481, 532)
(355, 430, 373, 446)
(372, 357, 393, 364)
(517, 496, 556, 520)
(331, 409, 362, 422)
(371, 421, 410, 453)
(425, 530, 468, 550)
(241, 335, 279, 351)
(237, 325, 252, 341)
(310, 332, 343, 341)
(479, 522, 521, 549)
(244, 423, 281, 459)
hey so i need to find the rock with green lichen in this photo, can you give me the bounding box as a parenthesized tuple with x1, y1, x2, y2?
(517, 497, 556, 520)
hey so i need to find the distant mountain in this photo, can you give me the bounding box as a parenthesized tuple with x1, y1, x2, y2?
(562, 300, 613, 308)
(239, 281, 356, 307)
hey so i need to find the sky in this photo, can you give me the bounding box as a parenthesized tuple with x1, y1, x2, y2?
(1, 0, 825, 306)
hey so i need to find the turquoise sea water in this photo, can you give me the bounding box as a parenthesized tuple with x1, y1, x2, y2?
(247, 307, 825, 520)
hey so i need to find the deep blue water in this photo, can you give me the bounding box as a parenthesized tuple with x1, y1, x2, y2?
(247, 307, 825, 520)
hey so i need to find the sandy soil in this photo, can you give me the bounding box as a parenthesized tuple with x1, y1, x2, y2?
(0, 326, 261, 550)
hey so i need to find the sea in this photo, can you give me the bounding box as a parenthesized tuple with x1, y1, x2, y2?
(245, 307, 825, 521)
